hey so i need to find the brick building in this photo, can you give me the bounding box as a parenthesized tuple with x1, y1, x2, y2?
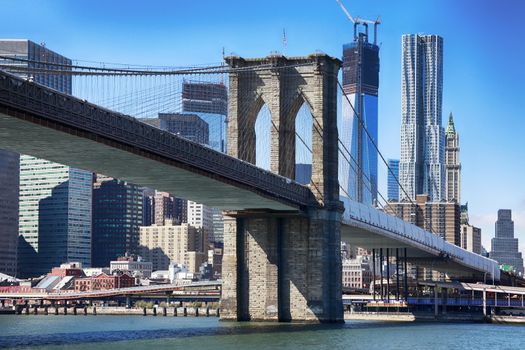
(74, 273, 135, 292)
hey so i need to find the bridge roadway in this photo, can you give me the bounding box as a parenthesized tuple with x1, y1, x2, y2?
(341, 197, 500, 280)
(0, 69, 499, 280)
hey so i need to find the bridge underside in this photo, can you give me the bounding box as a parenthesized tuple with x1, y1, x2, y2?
(0, 112, 296, 211)
(342, 223, 493, 280)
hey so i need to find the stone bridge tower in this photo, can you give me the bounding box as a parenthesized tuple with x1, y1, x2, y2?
(220, 54, 344, 322)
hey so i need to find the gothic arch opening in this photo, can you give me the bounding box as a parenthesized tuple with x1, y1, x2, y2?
(294, 101, 313, 185)
(254, 103, 272, 171)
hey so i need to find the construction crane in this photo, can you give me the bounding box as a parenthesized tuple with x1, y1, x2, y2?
(335, 0, 380, 44)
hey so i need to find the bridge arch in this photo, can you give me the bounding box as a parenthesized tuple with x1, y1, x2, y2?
(226, 54, 341, 205)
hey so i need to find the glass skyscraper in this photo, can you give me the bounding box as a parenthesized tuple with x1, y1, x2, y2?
(399, 34, 445, 202)
(340, 32, 379, 206)
(18, 159, 92, 277)
(387, 159, 400, 202)
(0, 40, 93, 278)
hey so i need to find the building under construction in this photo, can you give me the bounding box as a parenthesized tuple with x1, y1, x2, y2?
(338, 4, 380, 207)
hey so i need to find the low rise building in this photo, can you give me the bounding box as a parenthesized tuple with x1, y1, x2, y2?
(342, 256, 372, 290)
(110, 255, 152, 278)
(49, 262, 84, 278)
(74, 272, 135, 292)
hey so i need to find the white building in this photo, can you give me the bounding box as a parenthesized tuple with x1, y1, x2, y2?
(187, 201, 212, 246)
(342, 256, 372, 290)
(110, 257, 152, 278)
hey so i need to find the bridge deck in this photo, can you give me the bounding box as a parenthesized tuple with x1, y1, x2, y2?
(0, 70, 315, 211)
(341, 197, 500, 280)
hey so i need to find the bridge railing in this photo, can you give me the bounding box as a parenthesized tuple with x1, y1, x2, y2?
(341, 196, 500, 277)
(0, 70, 316, 208)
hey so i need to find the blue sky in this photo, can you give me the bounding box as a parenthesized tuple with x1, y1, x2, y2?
(2, 0, 525, 253)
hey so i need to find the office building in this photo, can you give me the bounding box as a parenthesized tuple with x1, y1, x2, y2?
(460, 224, 482, 255)
(0, 40, 78, 278)
(490, 210, 524, 274)
(187, 201, 212, 248)
(142, 188, 155, 227)
(18, 159, 92, 277)
(340, 31, 380, 206)
(445, 113, 461, 203)
(387, 159, 400, 202)
(0, 150, 19, 277)
(158, 113, 209, 144)
(399, 34, 445, 201)
(181, 81, 228, 153)
(92, 175, 143, 267)
(385, 194, 460, 246)
(138, 221, 206, 272)
(0, 39, 72, 93)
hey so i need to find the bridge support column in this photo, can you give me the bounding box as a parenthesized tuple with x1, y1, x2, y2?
(221, 209, 343, 323)
(434, 284, 439, 317)
(483, 289, 487, 316)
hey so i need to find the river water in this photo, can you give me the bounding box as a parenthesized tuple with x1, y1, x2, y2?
(0, 315, 523, 349)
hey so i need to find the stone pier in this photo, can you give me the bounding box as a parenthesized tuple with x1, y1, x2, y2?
(220, 209, 343, 322)
(221, 53, 343, 322)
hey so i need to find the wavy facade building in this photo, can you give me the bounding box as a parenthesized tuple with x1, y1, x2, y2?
(399, 34, 445, 202)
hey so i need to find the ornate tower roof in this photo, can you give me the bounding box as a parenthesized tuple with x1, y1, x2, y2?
(446, 112, 456, 136)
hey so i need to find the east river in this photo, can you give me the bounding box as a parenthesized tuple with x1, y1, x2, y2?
(1, 315, 524, 349)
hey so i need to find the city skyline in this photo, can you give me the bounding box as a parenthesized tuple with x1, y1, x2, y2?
(1, 0, 524, 256)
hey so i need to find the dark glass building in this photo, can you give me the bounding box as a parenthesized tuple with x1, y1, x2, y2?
(0, 150, 19, 277)
(92, 176, 143, 267)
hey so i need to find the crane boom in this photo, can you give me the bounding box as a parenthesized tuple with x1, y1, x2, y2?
(334, 0, 380, 44)
(335, 0, 357, 24)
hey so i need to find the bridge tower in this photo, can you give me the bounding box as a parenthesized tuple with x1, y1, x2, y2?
(221, 53, 344, 322)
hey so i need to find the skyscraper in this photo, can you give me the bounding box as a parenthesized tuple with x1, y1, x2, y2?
(18, 159, 92, 277)
(0, 150, 19, 277)
(92, 175, 143, 267)
(387, 159, 400, 202)
(445, 113, 461, 203)
(0, 40, 93, 278)
(0, 39, 72, 92)
(340, 31, 380, 206)
(490, 209, 524, 274)
(399, 34, 445, 202)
